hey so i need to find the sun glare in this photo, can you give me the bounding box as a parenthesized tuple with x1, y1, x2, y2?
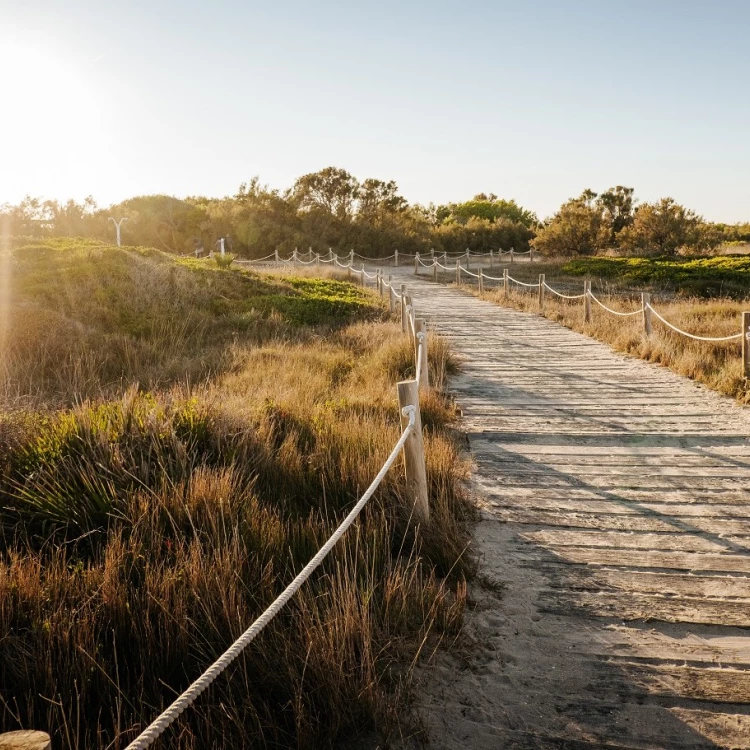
(0, 40, 111, 202)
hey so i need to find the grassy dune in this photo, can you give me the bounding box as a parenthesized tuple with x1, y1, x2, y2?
(0, 240, 473, 749)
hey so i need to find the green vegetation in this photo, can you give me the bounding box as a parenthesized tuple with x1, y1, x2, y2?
(0, 239, 472, 748)
(562, 255, 750, 298)
(3, 175, 749, 260)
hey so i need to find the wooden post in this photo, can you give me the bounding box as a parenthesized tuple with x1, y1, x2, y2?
(415, 319, 428, 388)
(743, 312, 750, 378)
(430, 248, 435, 260)
(530, 247, 534, 263)
(510, 247, 514, 264)
(584, 280, 592, 323)
(333, 252, 338, 266)
(490, 248, 494, 267)
(315, 253, 320, 269)
(394, 250, 399, 267)
(350, 249, 355, 265)
(397, 380, 430, 524)
(503, 268, 509, 298)
(274, 248, 279, 265)
(432, 258, 438, 282)
(400, 284, 408, 332)
(0, 731, 51, 750)
(376, 268, 382, 295)
(465, 249, 470, 270)
(293, 247, 298, 266)
(388, 276, 394, 313)
(414, 253, 419, 275)
(643, 293, 652, 336)
(478, 269, 484, 294)
(538, 274, 545, 310)
(455, 261, 461, 286)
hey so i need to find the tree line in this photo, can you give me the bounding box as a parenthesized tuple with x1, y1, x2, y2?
(1, 168, 747, 258)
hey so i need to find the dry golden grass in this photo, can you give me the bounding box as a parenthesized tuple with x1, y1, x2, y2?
(468, 277, 750, 403)
(0, 240, 473, 749)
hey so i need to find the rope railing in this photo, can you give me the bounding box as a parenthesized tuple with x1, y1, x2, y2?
(507, 274, 540, 288)
(587, 291, 644, 317)
(417, 256, 749, 371)
(645, 303, 744, 342)
(125, 408, 419, 750)
(120, 265, 434, 750)
(543, 281, 586, 300)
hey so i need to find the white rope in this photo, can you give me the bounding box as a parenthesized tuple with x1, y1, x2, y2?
(588, 292, 644, 317)
(124, 409, 417, 750)
(461, 268, 480, 278)
(506, 275, 540, 288)
(543, 282, 586, 300)
(645, 304, 743, 342)
(362, 269, 377, 279)
(481, 273, 504, 281)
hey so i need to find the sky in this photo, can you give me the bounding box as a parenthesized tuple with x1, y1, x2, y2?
(0, 0, 749, 222)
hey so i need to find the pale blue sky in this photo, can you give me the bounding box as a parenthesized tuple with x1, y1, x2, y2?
(1, 0, 748, 221)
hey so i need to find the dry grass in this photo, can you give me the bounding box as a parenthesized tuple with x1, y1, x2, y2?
(0, 240, 473, 749)
(462, 273, 750, 403)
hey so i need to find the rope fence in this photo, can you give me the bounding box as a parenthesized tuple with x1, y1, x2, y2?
(411, 253, 750, 377)
(0, 252, 439, 750)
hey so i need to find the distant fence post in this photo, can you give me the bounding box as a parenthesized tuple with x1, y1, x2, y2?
(430, 248, 435, 260)
(465, 249, 470, 270)
(489, 248, 494, 267)
(478, 269, 484, 294)
(400, 284, 408, 332)
(503, 268, 509, 298)
(0, 731, 51, 750)
(643, 293, 652, 336)
(456, 262, 461, 286)
(394, 250, 399, 267)
(530, 247, 534, 263)
(538, 274, 545, 310)
(510, 247, 514, 264)
(415, 319, 428, 388)
(315, 253, 320, 269)
(584, 280, 592, 323)
(350, 249, 355, 265)
(333, 252, 338, 266)
(432, 259, 438, 282)
(293, 247, 298, 266)
(397, 380, 430, 524)
(388, 276, 394, 313)
(414, 253, 419, 275)
(274, 249, 279, 265)
(743, 311, 750, 378)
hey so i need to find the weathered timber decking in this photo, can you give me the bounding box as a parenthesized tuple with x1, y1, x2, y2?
(395, 270, 750, 750)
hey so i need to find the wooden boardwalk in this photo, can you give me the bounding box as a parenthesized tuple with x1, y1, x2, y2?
(396, 271, 750, 750)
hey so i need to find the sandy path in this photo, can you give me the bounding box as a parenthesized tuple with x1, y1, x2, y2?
(392, 270, 750, 749)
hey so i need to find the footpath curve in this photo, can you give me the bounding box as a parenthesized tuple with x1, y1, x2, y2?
(386, 269, 750, 750)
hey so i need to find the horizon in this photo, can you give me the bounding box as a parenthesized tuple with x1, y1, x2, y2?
(1, 0, 749, 223)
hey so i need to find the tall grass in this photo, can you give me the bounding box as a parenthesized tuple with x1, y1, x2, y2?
(0, 240, 473, 748)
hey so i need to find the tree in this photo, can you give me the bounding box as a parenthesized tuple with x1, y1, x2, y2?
(619, 198, 703, 256)
(291, 167, 359, 220)
(357, 178, 407, 223)
(597, 186, 635, 246)
(531, 191, 603, 257)
(437, 196, 538, 228)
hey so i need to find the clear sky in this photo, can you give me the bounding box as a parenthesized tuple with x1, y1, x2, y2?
(1, 0, 748, 222)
